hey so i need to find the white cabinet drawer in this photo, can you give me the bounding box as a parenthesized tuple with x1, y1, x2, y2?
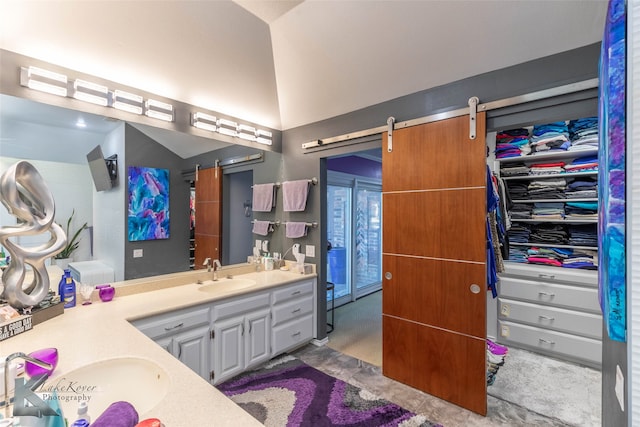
(272, 295, 314, 327)
(272, 280, 314, 304)
(498, 298, 602, 339)
(502, 263, 597, 287)
(499, 276, 600, 313)
(133, 305, 210, 340)
(498, 320, 601, 367)
(272, 314, 313, 354)
(213, 292, 270, 320)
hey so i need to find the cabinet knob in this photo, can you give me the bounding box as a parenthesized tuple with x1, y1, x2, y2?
(384, 272, 392, 280)
(469, 284, 481, 294)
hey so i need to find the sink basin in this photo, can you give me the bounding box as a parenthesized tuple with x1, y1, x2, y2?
(198, 278, 256, 293)
(44, 357, 169, 417)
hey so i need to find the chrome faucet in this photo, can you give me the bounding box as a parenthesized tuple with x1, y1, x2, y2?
(203, 257, 212, 272)
(3, 352, 53, 417)
(213, 259, 222, 281)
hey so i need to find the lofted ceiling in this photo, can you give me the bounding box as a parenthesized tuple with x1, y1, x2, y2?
(0, 1, 607, 133)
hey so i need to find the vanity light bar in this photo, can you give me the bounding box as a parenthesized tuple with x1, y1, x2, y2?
(217, 118, 238, 136)
(20, 66, 68, 97)
(73, 79, 109, 106)
(192, 112, 217, 132)
(256, 129, 273, 146)
(112, 90, 144, 114)
(19, 65, 273, 143)
(237, 124, 257, 141)
(145, 99, 174, 122)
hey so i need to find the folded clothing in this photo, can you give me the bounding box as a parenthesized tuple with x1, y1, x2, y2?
(92, 401, 139, 427)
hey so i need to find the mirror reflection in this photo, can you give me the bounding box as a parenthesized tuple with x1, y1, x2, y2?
(0, 94, 282, 282)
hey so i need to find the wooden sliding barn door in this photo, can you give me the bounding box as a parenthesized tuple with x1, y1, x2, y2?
(382, 113, 487, 415)
(194, 167, 223, 268)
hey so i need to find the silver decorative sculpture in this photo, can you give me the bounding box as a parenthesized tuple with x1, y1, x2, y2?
(0, 161, 66, 309)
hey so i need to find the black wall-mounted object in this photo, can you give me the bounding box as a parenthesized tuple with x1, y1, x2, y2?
(86, 145, 118, 192)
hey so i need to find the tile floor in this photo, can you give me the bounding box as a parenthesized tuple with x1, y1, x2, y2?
(292, 344, 578, 427)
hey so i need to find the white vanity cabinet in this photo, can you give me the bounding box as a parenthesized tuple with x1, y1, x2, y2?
(211, 292, 272, 384)
(132, 304, 212, 379)
(132, 274, 318, 386)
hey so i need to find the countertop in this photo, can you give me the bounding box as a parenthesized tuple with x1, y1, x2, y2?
(1, 264, 317, 426)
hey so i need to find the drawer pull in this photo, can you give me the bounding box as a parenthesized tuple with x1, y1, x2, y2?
(538, 291, 556, 297)
(538, 338, 555, 345)
(538, 315, 555, 321)
(538, 274, 556, 280)
(292, 331, 301, 337)
(292, 290, 301, 296)
(292, 308, 301, 314)
(164, 322, 184, 331)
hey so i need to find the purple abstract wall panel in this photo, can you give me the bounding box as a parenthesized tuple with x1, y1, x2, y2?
(128, 167, 170, 241)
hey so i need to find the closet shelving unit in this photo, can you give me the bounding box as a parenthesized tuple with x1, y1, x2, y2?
(494, 136, 602, 369)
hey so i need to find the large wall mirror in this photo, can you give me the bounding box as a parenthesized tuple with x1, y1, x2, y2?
(0, 93, 283, 282)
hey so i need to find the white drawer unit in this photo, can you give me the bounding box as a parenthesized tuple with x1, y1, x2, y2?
(498, 262, 601, 369)
(498, 298, 602, 340)
(272, 313, 314, 355)
(498, 320, 601, 367)
(133, 304, 211, 340)
(213, 292, 270, 320)
(499, 276, 600, 313)
(272, 294, 314, 326)
(272, 279, 314, 304)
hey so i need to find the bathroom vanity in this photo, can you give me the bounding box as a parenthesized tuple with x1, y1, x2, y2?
(2, 265, 317, 425)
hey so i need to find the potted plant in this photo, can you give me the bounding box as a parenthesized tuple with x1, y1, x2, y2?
(54, 209, 88, 270)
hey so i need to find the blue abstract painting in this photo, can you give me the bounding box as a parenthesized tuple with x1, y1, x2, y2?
(598, 0, 626, 342)
(128, 167, 170, 241)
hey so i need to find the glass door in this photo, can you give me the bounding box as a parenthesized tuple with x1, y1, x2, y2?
(327, 177, 382, 307)
(327, 184, 351, 303)
(353, 183, 382, 298)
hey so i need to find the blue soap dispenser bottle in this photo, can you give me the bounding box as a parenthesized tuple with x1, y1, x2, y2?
(60, 268, 77, 308)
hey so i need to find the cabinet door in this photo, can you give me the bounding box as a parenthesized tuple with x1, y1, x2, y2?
(245, 308, 271, 369)
(213, 316, 244, 383)
(155, 335, 173, 354)
(173, 325, 210, 380)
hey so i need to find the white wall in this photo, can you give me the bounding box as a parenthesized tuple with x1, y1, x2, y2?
(0, 156, 93, 263)
(93, 125, 126, 281)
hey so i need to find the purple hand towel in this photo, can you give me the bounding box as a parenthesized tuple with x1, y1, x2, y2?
(286, 222, 308, 238)
(252, 183, 275, 212)
(91, 401, 139, 427)
(252, 220, 270, 236)
(282, 180, 309, 212)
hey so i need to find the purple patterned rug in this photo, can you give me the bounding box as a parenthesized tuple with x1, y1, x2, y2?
(218, 355, 442, 427)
